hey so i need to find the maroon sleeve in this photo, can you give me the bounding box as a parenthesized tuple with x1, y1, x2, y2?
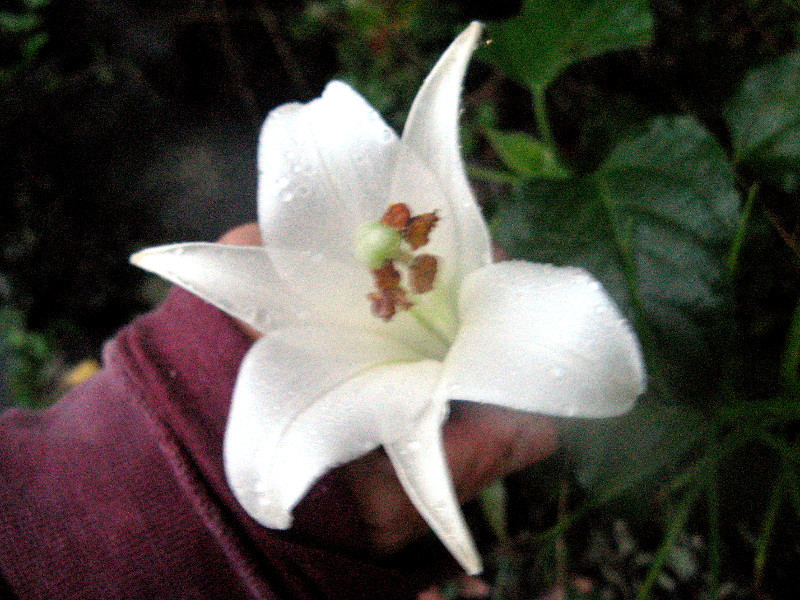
(0, 288, 446, 600)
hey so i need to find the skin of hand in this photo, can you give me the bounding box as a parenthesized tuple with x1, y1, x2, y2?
(218, 223, 559, 555)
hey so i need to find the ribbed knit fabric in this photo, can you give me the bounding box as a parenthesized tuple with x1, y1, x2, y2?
(0, 288, 445, 599)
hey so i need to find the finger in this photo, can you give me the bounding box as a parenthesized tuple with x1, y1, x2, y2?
(217, 222, 262, 246)
(443, 403, 558, 502)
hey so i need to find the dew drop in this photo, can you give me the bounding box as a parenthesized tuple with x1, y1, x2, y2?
(550, 366, 565, 379)
(252, 309, 272, 327)
(296, 183, 311, 199)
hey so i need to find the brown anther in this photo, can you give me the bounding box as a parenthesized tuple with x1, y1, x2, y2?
(410, 254, 438, 294)
(367, 204, 441, 321)
(404, 212, 439, 250)
(381, 203, 411, 232)
(369, 262, 413, 321)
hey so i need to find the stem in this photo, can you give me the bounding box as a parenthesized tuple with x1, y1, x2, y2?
(554, 473, 570, 593)
(780, 292, 800, 385)
(783, 456, 800, 524)
(532, 84, 556, 150)
(635, 485, 701, 600)
(467, 164, 521, 185)
(706, 459, 722, 598)
(727, 183, 757, 279)
(491, 554, 516, 600)
(753, 473, 785, 590)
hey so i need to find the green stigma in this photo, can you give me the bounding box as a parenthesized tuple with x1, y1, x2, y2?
(355, 221, 402, 270)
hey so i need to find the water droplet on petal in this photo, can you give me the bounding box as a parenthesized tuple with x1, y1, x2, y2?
(296, 184, 311, 199)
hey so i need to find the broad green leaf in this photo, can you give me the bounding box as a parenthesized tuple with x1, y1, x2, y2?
(725, 50, 800, 192)
(483, 0, 654, 91)
(493, 116, 740, 401)
(559, 404, 707, 494)
(485, 129, 569, 179)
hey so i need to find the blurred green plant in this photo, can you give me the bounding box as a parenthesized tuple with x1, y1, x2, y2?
(0, 0, 49, 85)
(291, 0, 467, 128)
(0, 306, 57, 409)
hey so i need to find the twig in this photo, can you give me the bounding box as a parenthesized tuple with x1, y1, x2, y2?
(211, 0, 260, 126)
(252, 1, 312, 98)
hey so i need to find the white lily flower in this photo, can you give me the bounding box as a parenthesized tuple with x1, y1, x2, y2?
(131, 21, 646, 575)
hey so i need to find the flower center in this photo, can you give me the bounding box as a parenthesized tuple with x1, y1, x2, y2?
(355, 203, 439, 322)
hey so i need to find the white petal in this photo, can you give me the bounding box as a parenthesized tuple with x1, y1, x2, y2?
(223, 325, 427, 529)
(274, 361, 443, 521)
(385, 405, 482, 575)
(130, 242, 295, 333)
(439, 262, 646, 417)
(258, 81, 398, 264)
(400, 21, 492, 281)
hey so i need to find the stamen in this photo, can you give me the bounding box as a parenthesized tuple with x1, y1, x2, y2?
(404, 212, 439, 250)
(381, 203, 412, 231)
(369, 262, 412, 321)
(360, 203, 440, 321)
(410, 254, 438, 294)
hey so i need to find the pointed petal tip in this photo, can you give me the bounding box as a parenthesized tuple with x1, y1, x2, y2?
(227, 478, 296, 530)
(465, 558, 483, 576)
(129, 247, 152, 268)
(129, 243, 178, 272)
(463, 20, 485, 40)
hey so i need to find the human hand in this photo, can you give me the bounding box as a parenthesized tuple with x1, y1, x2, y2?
(217, 223, 558, 555)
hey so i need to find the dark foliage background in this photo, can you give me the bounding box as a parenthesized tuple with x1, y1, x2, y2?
(2, 1, 800, 598)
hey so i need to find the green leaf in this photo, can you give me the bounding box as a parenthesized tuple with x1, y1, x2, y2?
(493, 116, 740, 400)
(21, 31, 47, 64)
(485, 129, 570, 179)
(0, 12, 40, 33)
(479, 479, 509, 541)
(483, 0, 654, 91)
(725, 50, 800, 191)
(560, 404, 707, 495)
(23, 0, 50, 10)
